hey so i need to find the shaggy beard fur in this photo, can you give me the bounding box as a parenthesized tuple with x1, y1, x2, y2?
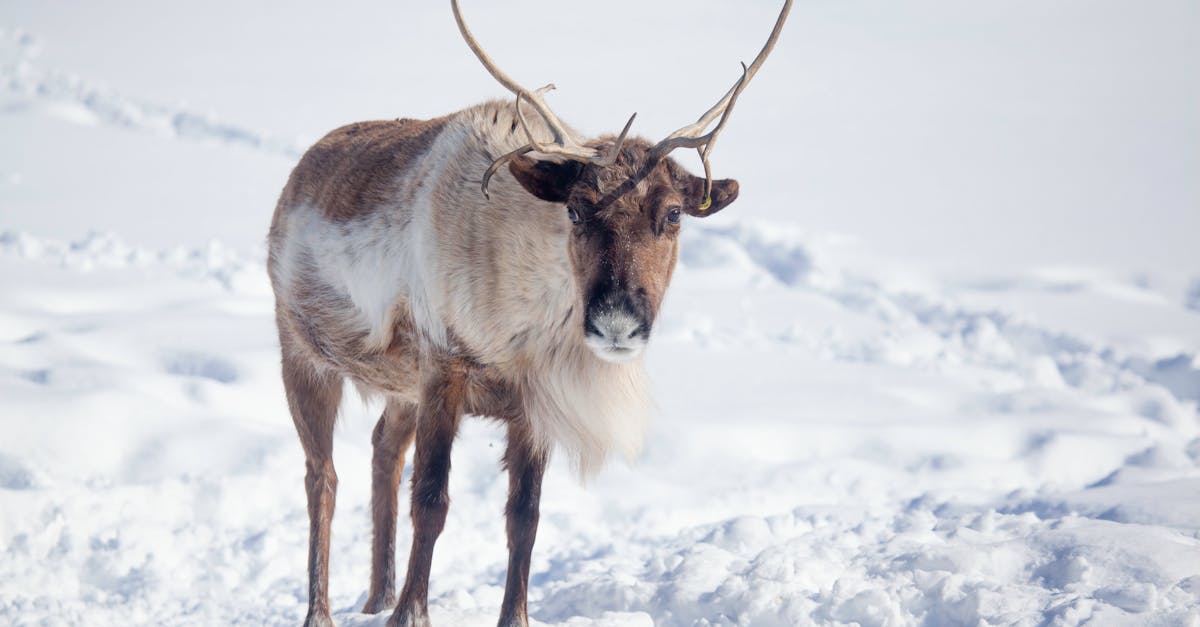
(522, 341, 652, 479)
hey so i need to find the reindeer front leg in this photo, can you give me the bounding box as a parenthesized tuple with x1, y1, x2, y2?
(497, 424, 548, 627)
(388, 363, 466, 627)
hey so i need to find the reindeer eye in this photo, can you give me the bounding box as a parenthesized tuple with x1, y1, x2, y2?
(666, 207, 682, 224)
(567, 207, 581, 225)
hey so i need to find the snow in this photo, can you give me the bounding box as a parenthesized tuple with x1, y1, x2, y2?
(2, 1, 1198, 625)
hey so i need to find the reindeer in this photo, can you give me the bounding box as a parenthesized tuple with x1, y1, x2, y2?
(267, 1, 791, 625)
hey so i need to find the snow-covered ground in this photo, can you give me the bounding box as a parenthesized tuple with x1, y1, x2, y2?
(2, 1, 1198, 625)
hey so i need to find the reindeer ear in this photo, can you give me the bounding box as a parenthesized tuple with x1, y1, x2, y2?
(683, 176, 740, 217)
(508, 155, 583, 203)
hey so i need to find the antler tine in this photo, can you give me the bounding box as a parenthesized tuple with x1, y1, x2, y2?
(651, 0, 793, 173)
(480, 143, 534, 199)
(478, 92, 567, 199)
(693, 62, 749, 200)
(593, 111, 638, 167)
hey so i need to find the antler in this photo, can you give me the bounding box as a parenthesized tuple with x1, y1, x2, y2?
(650, 0, 793, 204)
(451, 0, 637, 197)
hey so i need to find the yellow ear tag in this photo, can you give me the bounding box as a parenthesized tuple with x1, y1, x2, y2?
(697, 195, 712, 213)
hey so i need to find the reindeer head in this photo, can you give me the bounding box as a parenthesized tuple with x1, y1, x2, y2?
(505, 141, 737, 361)
(453, 0, 791, 362)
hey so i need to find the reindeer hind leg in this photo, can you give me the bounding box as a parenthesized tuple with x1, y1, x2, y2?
(281, 349, 344, 627)
(364, 398, 418, 614)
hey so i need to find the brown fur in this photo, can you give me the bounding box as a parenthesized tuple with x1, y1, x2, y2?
(277, 319, 344, 627)
(274, 265, 422, 399)
(498, 422, 548, 626)
(390, 357, 467, 627)
(276, 117, 450, 223)
(513, 137, 739, 332)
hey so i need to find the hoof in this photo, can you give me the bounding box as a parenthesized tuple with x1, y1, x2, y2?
(387, 607, 431, 627)
(303, 610, 336, 627)
(362, 592, 397, 615)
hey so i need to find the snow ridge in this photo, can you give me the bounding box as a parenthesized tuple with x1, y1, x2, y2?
(0, 229, 265, 292)
(681, 222, 1200, 420)
(1, 28, 304, 158)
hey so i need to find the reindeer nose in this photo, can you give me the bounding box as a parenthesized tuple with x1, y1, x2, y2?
(583, 305, 648, 364)
(587, 310, 643, 341)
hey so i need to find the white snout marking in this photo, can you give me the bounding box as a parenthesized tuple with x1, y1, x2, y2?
(585, 310, 646, 363)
